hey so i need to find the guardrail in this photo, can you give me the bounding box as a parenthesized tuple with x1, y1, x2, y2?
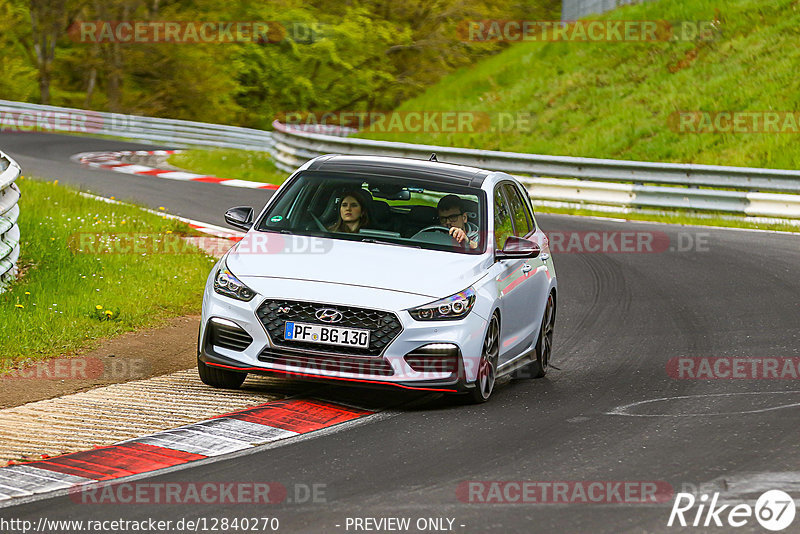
(0, 152, 21, 291)
(271, 121, 800, 220)
(2, 97, 799, 220)
(0, 100, 273, 151)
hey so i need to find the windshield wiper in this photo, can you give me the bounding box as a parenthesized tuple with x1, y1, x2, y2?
(360, 238, 420, 249)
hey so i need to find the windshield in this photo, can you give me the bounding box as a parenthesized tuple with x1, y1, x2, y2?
(255, 171, 486, 254)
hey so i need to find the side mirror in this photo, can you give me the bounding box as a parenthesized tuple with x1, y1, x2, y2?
(224, 206, 254, 231)
(495, 235, 540, 261)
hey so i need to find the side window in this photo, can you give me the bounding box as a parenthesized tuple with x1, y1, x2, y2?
(503, 183, 533, 236)
(494, 187, 514, 249)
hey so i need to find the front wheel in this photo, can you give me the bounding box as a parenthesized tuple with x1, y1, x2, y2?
(197, 356, 247, 389)
(466, 314, 500, 403)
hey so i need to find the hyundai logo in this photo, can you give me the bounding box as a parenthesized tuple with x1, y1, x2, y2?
(315, 308, 343, 323)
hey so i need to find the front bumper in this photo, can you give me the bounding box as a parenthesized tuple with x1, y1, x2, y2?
(199, 284, 488, 393)
(199, 349, 473, 393)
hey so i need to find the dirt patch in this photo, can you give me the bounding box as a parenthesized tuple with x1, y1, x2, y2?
(0, 315, 201, 409)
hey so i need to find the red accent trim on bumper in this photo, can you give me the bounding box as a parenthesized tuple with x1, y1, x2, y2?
(205, 362, 460, 393)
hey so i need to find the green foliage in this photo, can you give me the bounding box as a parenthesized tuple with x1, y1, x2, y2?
(0, 0, 38, 100)
(235, 5, 409, 128)
(1, 0, 557, 126)
(0, 177, 215, 366)
(358, 0, 800, 170)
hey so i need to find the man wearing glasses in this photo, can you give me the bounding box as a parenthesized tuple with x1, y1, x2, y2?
(437, 194, 479, 250)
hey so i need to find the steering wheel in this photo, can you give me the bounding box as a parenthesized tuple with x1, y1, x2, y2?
(309, 212, 327, 232)
(412, 225, 469, 248)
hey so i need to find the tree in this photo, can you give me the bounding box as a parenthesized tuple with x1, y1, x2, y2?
(27, 0, 83, 104)
(4, 0, 561, 125)
(0, 0, 37, 101)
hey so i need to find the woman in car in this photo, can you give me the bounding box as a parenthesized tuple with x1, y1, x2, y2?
(327, 190, 371, 233)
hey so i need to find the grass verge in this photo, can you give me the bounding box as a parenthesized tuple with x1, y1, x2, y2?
(168, 149, 287, 185)
(358, 0, 800, 170)
(0, 176, 218, 370)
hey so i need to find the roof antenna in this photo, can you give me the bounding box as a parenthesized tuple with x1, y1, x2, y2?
(429, 153, 438, 162)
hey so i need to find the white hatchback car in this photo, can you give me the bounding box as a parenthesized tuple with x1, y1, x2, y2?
(198, 154, 557, 402)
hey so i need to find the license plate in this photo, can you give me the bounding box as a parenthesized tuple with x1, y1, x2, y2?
(284, 322, 370, 349)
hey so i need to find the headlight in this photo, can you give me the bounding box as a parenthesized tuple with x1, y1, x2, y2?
(409, 287, 476, 321)
(213, 260, 255, 302)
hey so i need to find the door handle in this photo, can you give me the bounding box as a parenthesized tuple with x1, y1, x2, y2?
(522, 263, 532, 273)
(540, 253, 550, 261)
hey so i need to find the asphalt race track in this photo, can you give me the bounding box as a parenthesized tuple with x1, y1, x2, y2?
(1, 132, 799, 533)
(2, 132, 271, 227)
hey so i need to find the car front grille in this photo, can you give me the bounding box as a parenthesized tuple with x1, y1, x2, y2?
(258, 347, 394, 376)
(255, 299, 402, 357)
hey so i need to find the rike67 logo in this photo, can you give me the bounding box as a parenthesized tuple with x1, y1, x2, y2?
(668, 490, 796, 531)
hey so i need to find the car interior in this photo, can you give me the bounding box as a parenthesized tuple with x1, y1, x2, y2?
(317, 185, 479, 239)
(258, 175, 483, 251)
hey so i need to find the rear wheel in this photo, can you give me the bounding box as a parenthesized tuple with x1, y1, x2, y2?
(466, 314, 500, 403)
(529, 292, 555, 379)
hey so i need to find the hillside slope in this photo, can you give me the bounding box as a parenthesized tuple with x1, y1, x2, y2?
(361, 0, 800, 170)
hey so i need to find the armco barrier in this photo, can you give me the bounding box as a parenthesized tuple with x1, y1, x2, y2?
(0, 100, 273, 151)
(0, 152, 21, 291)
(270, 121, 800, 220)
(2, 98, 799, 220)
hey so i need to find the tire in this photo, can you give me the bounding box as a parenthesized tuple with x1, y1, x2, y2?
(466, 313, 500, 403)
(197, 355, 247, 389)
(528, 292, 556, 379)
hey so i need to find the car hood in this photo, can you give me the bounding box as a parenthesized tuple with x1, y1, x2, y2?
(226, 232, 490, 299)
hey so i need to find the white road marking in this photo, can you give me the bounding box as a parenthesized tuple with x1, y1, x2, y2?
(177, 418, 298, 444)
(71, 150, 279, 190)
(219, 179, 271, 189)
(110, 164, 154, 174)
(152, 171, 200, 180)
(606, 391, 800, 417)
